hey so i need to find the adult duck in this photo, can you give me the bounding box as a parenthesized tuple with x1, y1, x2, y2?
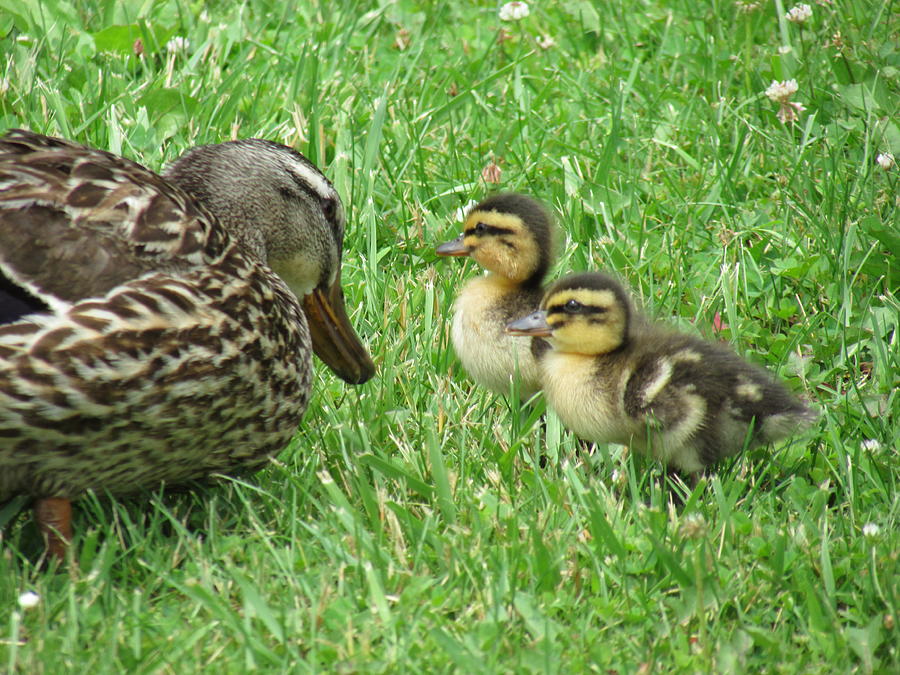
(0, 129, 375, 558)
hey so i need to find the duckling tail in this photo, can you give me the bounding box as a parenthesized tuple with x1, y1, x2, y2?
(759, 404, 820, 443)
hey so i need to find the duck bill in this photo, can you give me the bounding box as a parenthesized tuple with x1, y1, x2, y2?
(505, 311, 553, 337)
(435, 235, 470, 257)
(302, 272, 375, 385)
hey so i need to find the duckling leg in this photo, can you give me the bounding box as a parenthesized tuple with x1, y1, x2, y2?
(34, 497, 72, 560)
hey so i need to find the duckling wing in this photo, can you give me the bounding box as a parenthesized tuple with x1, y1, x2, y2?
(714, 355, 819, 445)
(623, 349, 708, 435)
(621, 339, 735, 471)
(0, 130, 225, 317)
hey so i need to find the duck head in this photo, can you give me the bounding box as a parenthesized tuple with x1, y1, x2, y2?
(165, 139, 375, 384)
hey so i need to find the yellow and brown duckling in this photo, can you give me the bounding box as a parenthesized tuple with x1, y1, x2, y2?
(436, 193, 555, 397)
(507, 272, 818, 474)
(0, 129, 375, 559)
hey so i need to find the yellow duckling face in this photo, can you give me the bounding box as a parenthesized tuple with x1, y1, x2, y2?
(436, 193, 554, 286)
(506, 272, 632, 355)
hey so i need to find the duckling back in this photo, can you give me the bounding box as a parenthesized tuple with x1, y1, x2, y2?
(619, 329, 819, 472)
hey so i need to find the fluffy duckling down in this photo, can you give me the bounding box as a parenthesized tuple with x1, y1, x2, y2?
(436, 193, 555, 397)
(507, 272, 818, 473)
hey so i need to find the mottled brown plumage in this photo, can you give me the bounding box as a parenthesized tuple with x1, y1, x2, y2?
(507, 272, 818, 473)
(436, 193, 555, 397)
(0, 129, 375, 557)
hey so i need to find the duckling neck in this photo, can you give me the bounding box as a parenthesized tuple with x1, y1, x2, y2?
(455, 273, 544, 327)
(484, 271, 523, 290)
(475, 245, 547, 287)
(520, 269, 545, 290)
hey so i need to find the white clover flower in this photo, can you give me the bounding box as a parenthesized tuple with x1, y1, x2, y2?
(862, 522, 880, 538)
(777, 100, 806, 123)
(679, 513, 707, 540)
(537, 35, 556, 50)
(764, 79, 806, 124)
(861, 438, 882, 452)
(735, 1, 761, 13)
(18, 591, 40, 609)
(166, 36, 191, 53)
(875, 153, 894, 170)
(765, 79, 799, 102)
(499, 1, 530, 21)
(482, 161, 502, 184)
(452, 199, 478, 222)
(785, 4, 812, 23)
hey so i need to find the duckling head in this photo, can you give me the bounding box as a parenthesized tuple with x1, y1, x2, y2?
(165, 139, 375, 384)
(506, 272, 632, 355)
(435, 193, 554, 287)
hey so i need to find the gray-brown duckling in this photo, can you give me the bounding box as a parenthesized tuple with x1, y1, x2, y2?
(507, 271, 818, 473)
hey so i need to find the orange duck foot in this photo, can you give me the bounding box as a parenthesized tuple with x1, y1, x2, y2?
(34, 497, 72, 560)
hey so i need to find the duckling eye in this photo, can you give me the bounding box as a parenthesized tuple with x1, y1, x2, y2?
(475, 222, 487, 233)
(564, 299, 582, 313)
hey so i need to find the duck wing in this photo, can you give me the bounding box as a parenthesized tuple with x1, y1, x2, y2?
(0, 129, 228, 318)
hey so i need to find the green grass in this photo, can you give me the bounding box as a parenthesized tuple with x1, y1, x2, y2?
(1, 0, 899, 671)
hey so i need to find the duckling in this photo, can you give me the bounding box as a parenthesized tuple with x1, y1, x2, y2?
(506, 272, 818, 473)
(436, 193, 555, 397)
(0, 129, 375, 558)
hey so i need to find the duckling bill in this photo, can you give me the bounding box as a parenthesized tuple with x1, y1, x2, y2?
(507, 272, 818, 473)
(436, 193, 555, 397)
(0, 129, 374, 559)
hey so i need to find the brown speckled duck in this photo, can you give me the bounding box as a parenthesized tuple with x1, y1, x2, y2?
(436, 193, 555, 397)
(507, 272, 818, 473)
(0, 129, 375, 558)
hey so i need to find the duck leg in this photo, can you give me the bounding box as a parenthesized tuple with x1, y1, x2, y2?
(34, 497, 72, 560)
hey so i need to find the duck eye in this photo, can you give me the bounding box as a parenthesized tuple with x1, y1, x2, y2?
(475, 222, 487, 233)
(564, 299, 582, 313)
(321, 197, 337, 223)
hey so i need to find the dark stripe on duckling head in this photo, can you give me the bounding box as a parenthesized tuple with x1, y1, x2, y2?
(463, 222, 513, 238)
(541, 273, 633, 354)
(543, 273, 633, 313)
(546, 297, 610, 318)
(466, 193, 555, 287)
